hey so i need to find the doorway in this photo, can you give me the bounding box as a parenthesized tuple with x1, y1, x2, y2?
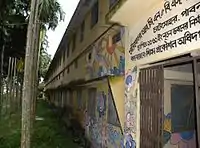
(163, 63, 197, 148)
(139, 57, 200, 148)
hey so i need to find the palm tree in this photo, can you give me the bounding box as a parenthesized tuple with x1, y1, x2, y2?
(21, 0, 65, 147)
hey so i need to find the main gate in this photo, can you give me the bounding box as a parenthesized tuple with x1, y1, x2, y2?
(140, 65, 164, 148)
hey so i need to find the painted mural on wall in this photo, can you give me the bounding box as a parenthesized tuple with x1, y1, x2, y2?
(84, 84, 123, 148)
(86, 27, 125, 79)
(107, 124, 124, 148)
(125, 66, 137, 93)
(123, 66, 138, 148)
(163, 113, 197, 148)
(97, 91, 107, 118)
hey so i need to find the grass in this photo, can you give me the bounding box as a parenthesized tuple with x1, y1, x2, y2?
(0, 100, 79, 148)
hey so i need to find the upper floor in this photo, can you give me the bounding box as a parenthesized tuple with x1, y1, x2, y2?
(45, 0, 126, 89)
(45, 25, 125, 90)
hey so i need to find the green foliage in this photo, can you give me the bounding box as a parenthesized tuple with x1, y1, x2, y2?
(0, 0, 64, 77)
(39, 40, 52, 81)
(0, 100, 78, 148)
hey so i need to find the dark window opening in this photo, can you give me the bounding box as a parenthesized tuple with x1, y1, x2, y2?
(74, 60, 78, 69)
(171, 84, 195, 133)
(67, 43, 70, 57)
(88, 52, 92, 60)
(88, 88, 97, 118)
(63, 50, 66, 62)
(91, 1, 99, 28)
(80, 21, 85, 42)
(72, 33, 76, 52)
(67, 67, 70, 74)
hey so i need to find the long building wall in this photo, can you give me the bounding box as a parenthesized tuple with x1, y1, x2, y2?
(47, 78, 124, 147)
(46, 25, 125, 90)
(45, 0, 128, 147)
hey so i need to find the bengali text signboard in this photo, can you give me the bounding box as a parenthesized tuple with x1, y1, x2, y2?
(129, 0, 200, 65)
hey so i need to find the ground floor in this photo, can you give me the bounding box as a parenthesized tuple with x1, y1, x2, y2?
(46, 76, 125, 148)
(46, 55, 200, 148)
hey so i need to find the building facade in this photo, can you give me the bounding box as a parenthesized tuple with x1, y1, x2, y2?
(45, 0, 200, 147)
(109, 0, 200, 148)
(44, 0, 126, 147)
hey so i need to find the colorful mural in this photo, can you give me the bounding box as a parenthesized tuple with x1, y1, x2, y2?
(97, 91, 107, 118)
(86, 28, 125, 79)
(125, 134, 136, 148)
(163, 113, 197, 148)
(123, 66, 139, 147)
(125, 66, 137, 93)
(83, 83, 123, 148)
(107, 124, 123, 148)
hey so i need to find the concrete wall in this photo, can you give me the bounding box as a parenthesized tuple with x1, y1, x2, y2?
(45, 0, 124, 88)
(48, 78, 124, 148)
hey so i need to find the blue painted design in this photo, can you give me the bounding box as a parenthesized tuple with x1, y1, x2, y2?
(125, 134, 136, 148)
(113, 67, 117, 75)
(165, 113, 172, 119)
(180, 131, 194, 140)
(98, 66, 104, 77)
(126, 75, 133, 85)
(97, 91, 106, 118)
(119, 56, 125, 75)
(163, 131, 171, 145)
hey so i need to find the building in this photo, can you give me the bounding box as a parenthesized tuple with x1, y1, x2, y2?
(45, 0, 200, 147)
(109, 0, 200, 148)
(44, 0, 126, 147)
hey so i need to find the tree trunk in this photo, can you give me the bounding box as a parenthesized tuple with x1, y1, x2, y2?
(13, 58, 17, 111)
(0, 46, 4, 118)
(30, 0, 40, 131)
(31, 23, 40, 124)
(6, 58, 11, 115)
(9, 58, 14, 115)
(20, 0, 38, 147)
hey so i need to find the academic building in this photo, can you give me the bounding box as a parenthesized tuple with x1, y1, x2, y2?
(45, 0, 200, 147)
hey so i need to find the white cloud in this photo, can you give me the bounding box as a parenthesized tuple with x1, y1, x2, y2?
(46, 0, 80, 57)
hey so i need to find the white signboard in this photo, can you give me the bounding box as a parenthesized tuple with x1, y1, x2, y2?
(129, 0, 200, 65)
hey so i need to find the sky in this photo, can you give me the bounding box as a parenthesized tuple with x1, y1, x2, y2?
(46, 0, 80, 58)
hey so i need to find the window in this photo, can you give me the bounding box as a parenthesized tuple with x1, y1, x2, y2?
(74, 59, 78, 69)
(63, 50, 66, 62)
(109, 0, 119, 9)
(62, 71, 65, 77)
(91, 1, 99, 28)
(107, 89, 120, 126)
(72, 33, 76, 53)
(88, 52, 92, 60)
(171, 84, 195, 132)
(112, 32, 121, 44)
(88, 88, 97, 118)
(77, 89, 82, 109)
(69, 90, 74, 106)
(80, 21, 85, 42)
(67, 43, 70, 57)
(67, 66, 70, 74)
(59, 58, 61, 66)
(65, 90, 69, 105)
